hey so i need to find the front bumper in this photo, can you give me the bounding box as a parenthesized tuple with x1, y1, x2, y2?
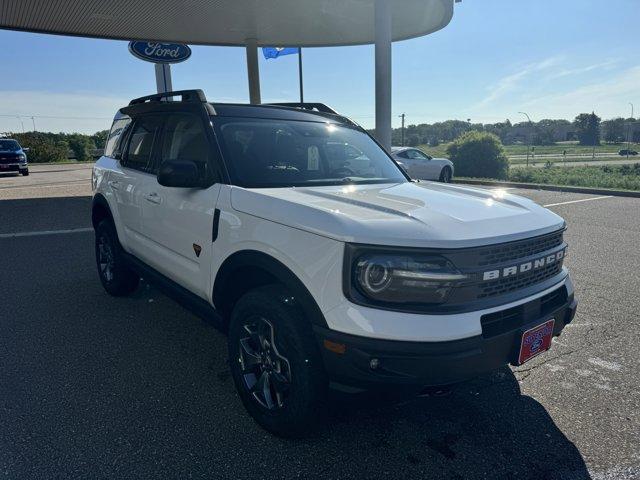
(315, 284, 577, 393)
(0, 163, 27, 172)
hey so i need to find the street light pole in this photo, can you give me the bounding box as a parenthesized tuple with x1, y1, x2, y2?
(518, 111, 532, 167)
(31, 116, 36, 131)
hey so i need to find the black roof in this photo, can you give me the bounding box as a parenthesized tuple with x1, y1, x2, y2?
(122, 90, 357, 127)
(210, 103, 356, 126)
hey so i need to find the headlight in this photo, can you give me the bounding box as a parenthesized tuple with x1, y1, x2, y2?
(352, 252, 466, 305)
(18, 154, 26, 163)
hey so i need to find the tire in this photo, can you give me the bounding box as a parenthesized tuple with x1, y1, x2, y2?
(20, 169, 29, 176)
(439, 166, 452, 183)
(95, 219, 139, 296)
(228, 285, 328, 438)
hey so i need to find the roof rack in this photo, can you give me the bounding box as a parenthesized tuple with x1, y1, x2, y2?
(129, 89, 208, 106)
(266, 102, 338, 115)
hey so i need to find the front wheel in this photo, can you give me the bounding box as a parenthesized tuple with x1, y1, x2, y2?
(20, 169, 29, 176)
(439, 166, 452, 183)
(228, 285, 328, 438)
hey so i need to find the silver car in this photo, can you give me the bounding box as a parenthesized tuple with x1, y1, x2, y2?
(391, 146, 454, 182)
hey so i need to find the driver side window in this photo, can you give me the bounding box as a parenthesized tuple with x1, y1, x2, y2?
(160, 113, 213, 181)
(408, 149, 429, 160)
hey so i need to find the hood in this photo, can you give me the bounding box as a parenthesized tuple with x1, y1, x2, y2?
(230, 181, 565, 248)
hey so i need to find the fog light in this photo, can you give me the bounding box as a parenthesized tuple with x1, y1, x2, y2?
(369, 358, 380, 370)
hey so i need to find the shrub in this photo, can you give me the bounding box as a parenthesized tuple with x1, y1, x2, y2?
(11, 132, 69, 163)
(446, 131, 508, 179)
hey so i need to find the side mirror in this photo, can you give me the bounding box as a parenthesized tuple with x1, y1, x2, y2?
(157, 160, 201, 188)
(22, 147, 30, 153)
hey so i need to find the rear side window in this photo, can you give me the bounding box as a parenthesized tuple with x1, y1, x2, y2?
(122, 116, 162, 173)
(104, 116, 132, 158)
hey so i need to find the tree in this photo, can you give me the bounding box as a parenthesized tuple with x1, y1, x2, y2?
(66, 134, 96, 161)
(574, 112, 601, 146)
(446, 131, 508, 179)
(602, 118, 625, 143)
(91, 130, 109, 149)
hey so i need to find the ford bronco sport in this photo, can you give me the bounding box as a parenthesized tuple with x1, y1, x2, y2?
(92, 90, 577, 437)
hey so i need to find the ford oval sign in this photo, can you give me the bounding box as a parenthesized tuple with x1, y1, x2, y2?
(128, 41, 191, 64)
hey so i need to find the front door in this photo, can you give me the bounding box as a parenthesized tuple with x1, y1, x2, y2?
(138, 112, 221, 299)
(407, 149, 438, 180)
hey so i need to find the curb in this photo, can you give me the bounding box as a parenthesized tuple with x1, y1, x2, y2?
(454, 178, 640, 198)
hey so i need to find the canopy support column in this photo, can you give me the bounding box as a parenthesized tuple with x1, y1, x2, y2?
(246, 38, 262, 104)
(374, 0, 392, 152)
(155, 63, 173, 93)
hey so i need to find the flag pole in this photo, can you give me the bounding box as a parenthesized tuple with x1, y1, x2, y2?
(298, 47, 304, 105)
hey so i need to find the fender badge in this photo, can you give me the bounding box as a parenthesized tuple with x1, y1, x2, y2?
(192, 243, 202, 257)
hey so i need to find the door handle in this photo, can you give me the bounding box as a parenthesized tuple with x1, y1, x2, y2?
(108, 180, 121, 190)
(144, 192, 162, 204)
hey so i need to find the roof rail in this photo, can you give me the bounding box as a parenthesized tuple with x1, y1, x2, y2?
(266, 102, 338, 115)
(129, 89, 207, 106)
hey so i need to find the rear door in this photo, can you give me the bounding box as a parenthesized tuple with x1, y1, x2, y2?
(109, 115, 163, 256)
(138, 111, 222, 298)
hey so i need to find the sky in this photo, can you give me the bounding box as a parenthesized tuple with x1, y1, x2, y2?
(0, 0, 638, 134)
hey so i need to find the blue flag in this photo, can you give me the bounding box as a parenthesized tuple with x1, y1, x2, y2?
(262, 47, 299, 59)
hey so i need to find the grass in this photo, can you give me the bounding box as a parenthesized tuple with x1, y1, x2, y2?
(504, 163, 640, 191)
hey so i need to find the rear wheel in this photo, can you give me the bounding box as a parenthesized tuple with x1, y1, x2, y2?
(439, 166, 452, 183)
(95, 219, 139, 296)
(228, 285, 328, 438)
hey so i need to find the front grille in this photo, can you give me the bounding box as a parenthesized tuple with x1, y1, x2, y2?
(442, 228, 567, 305)
(476, 230, 564, 266)
(481, 285, 568, 338)
(479, 262, 563, 299)
(0, 157, 19, 165)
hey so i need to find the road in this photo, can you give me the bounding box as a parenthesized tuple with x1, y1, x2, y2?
(1, 165, 639, 479)
(511, 158, 640, 169)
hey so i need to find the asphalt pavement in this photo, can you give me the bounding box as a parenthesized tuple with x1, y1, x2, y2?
(1, 165, 639, 479)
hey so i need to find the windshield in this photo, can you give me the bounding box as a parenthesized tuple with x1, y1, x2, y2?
(0, 140, 20, 151)
(212, 117, 407, 188)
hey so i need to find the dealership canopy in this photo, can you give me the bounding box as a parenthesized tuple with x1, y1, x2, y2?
(0, 0, 456, 149)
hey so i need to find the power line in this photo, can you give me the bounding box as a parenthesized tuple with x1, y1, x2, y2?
(0, 114, 111, 120)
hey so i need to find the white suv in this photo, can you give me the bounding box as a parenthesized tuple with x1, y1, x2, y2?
(92, 90, 577, 437)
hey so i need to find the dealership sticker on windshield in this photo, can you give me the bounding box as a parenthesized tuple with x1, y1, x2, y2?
(518, 319, 555, 365)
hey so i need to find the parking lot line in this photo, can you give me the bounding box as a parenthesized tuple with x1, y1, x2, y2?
(0, 227, 93, 239)
(543, 195, 613, 208)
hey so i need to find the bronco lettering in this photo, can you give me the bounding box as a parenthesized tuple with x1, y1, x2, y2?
(482, 248, 566, 281)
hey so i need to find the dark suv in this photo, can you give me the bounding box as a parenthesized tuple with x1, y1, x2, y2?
(0, 139, 29, 176)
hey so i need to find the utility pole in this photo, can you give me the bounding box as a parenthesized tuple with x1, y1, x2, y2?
(15, 116, 24, 133)
(31, 116, 36, 131)
(399, 113, 405, 146)
(518, 111, 532, 167)
(627, 102, 634, 159)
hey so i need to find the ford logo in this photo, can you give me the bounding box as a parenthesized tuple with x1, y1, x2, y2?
(128, 41, 191, 64)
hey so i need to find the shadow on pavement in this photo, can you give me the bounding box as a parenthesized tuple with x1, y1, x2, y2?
(0, 195, 91, 234)
(325, 368, 591, 480)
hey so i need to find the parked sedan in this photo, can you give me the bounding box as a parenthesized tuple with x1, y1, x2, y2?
(391, 147, 453, 182)
(618, 149, 638, 156)
(0, 138, 29, 176)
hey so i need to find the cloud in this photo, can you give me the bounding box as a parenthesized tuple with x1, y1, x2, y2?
(545, 59, 620, 80)
(475, 56, 564, 107)
(519, 65, 640, 119)
(0, 91, 130, 134)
